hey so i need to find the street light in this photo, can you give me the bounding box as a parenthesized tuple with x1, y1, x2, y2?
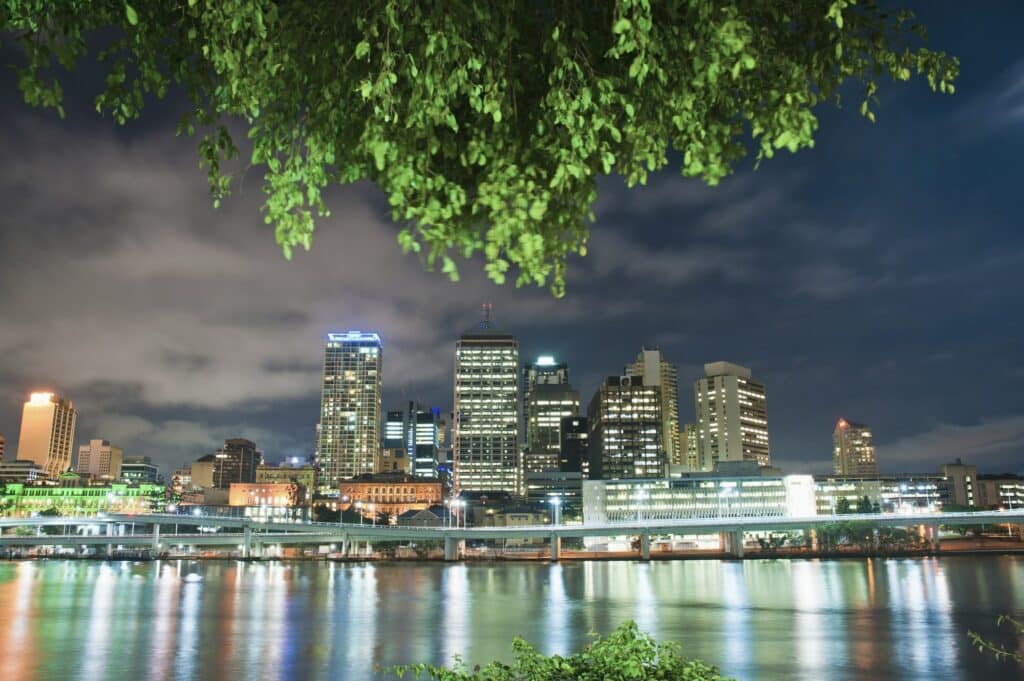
(455, 499, 466, 529)
(355, 501, 363, 526)
(369, 503, 376, 527)
(548, 496, 562, 526)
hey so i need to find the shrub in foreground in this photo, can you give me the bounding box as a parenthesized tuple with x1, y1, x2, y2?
(390, 620, 731, 680)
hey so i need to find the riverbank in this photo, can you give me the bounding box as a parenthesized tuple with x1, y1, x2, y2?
(3, 536, 1022, 562)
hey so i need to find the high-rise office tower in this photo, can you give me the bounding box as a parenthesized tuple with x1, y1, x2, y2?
(409, 405, 441, 478)
(316, 331, 382, 488)
(453, 306, 520, 494)
(682, 423, 700, 472)
(76, 439, 124, 481)
(523, 355, 569, 394)
(833, 419, 878, 476)
(16, 392, 77, 478)
(523, 356, 579, 474)
(694, 362, 770, 470)
(559, 416, 589, 476)
(587, 375, 665, 480)
(194, 438, 261, 488)
(626, 348, 681, 466)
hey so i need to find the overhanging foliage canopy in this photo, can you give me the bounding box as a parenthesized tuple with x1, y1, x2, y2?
(2, 0, 957, 295)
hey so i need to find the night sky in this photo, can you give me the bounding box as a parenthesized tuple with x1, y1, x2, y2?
(1, 3, 1022, 477)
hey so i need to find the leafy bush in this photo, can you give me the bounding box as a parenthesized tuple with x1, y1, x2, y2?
(390, 620, 731, 680)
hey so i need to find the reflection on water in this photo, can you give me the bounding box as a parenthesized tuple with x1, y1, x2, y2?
(0, 557, 1021, 680)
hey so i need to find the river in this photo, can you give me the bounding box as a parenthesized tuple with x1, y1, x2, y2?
(0, 556, 1022, 680)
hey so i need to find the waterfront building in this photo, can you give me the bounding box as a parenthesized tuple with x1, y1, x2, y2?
(0, 482, 164, 517)
(76, 439, 123, 481)
(120, 455, 161, 484)
(338, 472, 443, 520)
(581, 471, 951, 525)
(975, 474, 1024, 508)
(582, 473, 796, 525)
(694, 362, 770, 469)
(228, 482, 308, 508)
(832, 419, 878, 476)
(453, 308, 520, 495)
(812, 475, 949, 514)
(524, 470, 584, 510)
(316, 331, 382, 488)
(255, 463, 316, 503)
(587, 375, 664, 480)
(16, 392, 77, 478)
(396, 506, 449, 527)
(939, 460, 977, 507)
(559, 416, 589, 475)
(626, 349, 681, 467)
(0, 460, 44, 483)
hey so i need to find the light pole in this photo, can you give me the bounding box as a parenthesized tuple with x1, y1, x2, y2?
(370, 503, 376, 527)
(355, 501, 363, 526)
(636, 490, 648, 523)
(548, 496, 562, 526)
(456, 500, 466, 529)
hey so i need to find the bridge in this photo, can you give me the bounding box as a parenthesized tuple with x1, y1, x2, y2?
(1, 509, 1021, 561)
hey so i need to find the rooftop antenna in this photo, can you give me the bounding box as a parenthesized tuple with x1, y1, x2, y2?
(480, 302, 493, 329)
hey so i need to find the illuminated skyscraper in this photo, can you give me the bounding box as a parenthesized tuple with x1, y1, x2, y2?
(316, 331, 382, 488)
(833, 419, 878, 476)
(626, 348, 681, 466)
(453, 307, 520, 494)
(587, 375, 665, 480)
(383, 402, 441, 478)
(16, 392, 77, 478)
(523, 356, 579, 474)
(694, 362, 770, 470)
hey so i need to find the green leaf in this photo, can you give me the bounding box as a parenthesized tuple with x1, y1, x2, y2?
(124, 3, 138, 26)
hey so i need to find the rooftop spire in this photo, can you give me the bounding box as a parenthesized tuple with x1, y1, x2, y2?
(480, 302, 493, 329)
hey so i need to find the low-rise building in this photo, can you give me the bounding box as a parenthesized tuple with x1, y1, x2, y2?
(524, 470, 583, 510)
(0, 482, 165, 516)
(813, 475, 948, 514)
(121, 456, 160, 484)
(255, 464, 316, 502)
(939, 460, 977, 507)
(0, 460, 44, 483)
(975, 474, 1024, 508)
(338, 473, 443, 520)
(228, 482, 307, 508)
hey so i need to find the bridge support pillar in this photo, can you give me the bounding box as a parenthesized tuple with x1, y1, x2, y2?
(550, 532, 560, 562)
(444, 536, 458, 561)
(243, 525, 252, 558)
(640, 533, 651, 561)
(927, 523, 940, 553)
(721, 531, 744, 558)
(340, 532, 349, 558)
(151, 523, 161, 555)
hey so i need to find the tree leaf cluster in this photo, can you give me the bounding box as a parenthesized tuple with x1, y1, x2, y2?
(2, 1, 957, 295)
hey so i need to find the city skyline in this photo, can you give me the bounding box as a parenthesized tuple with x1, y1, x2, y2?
(0, 5, 1022, 476)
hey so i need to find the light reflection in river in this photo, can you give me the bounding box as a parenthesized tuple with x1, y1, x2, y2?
(0, 557, 1020, 681)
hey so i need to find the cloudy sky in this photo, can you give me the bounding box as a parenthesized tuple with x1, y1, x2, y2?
(1, 3, 1022, 477)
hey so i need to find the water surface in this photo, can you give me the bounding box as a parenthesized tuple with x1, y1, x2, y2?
(0, 557, 1022, 680)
